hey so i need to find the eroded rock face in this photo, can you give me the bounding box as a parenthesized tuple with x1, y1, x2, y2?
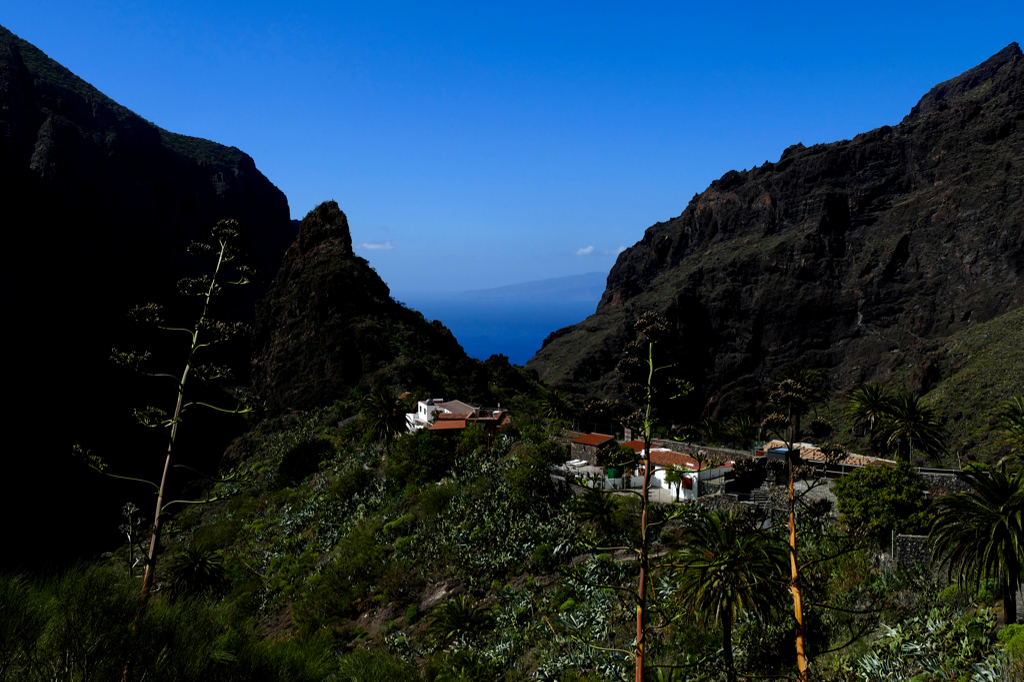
(529, 43, 1024, 414)
(0, 24, 295, 567)
(251, 201, 490, 414)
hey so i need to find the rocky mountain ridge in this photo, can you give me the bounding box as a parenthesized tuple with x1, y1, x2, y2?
(251, 201, 530, 415)
(0, 24, 296, 567)
(528, 43, 1024, 425)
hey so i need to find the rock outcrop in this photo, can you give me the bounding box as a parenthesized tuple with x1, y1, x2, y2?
(528, 43, 1024, 418)
(252, 201, 492, 413)
(0, 24, 295, 568)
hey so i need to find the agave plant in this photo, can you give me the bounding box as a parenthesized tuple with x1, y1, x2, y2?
(165, 544, 227, 599)
(427, 594, 494, 643)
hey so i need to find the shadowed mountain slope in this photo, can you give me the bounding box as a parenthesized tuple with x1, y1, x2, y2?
(252, 201, 508, 414)
(529, 43, 1024, 424)
(0, 25, 295, 568)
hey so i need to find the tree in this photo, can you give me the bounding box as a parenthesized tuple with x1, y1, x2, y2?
(612, 311, 693, 682)
(879, 392, 945, 462)
(845, 383, 893, 454)
(361, 383, 407, 453)
(929, 465, 1024, 624)
(670, 510, 788, 682)
(663, 465, 688, 502)
(75, 219, 253, 681)
(760, 367, 841, 682)
(994, 397, 1024, 466)
(832, 461, 930, 541)
(727, 413, 762, 451)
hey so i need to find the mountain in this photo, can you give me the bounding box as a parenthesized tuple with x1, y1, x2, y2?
(0, 25, 295, 568)
(252, 201, 533, 414)
(528, 43, 1024, 433)
(461, 272, 607, 301)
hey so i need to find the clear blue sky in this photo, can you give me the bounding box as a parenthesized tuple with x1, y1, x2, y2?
(5, 2, 1022, 293)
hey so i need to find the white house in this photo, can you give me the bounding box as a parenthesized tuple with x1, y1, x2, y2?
(405, 399, 482, 432)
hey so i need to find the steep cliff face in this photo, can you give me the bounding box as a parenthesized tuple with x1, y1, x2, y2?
(0, 25, 295, 568)
(529, 43, 1024, 415)
(0, 24, 294, 302)
(252, 201, 492, 414)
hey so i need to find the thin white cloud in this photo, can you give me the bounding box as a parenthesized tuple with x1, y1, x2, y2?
(360, 241, 394, 250)
(576, 246, 595, 256)
(606, 246, 627, 255)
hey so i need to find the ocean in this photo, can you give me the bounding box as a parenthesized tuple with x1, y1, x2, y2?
(395, 296, 597, 366)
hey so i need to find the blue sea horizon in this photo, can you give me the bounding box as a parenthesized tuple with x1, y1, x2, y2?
(396, 295, 597, 366)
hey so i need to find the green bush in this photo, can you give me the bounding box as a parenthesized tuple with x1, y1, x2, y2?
(165, 544, 228, 599)
(530, 542, 555, 573)
(938, 583, 974, 608)
(1004, 625, 1024, 659)
(0, 565, 337, 682)
(998, 623, 1024, 644)
(385, 431, 457, 485)
(426, 594, 493, 643)
(330, 465, 373, 501)
(415, 482, 458, 518)
(833, 461, 930, 539)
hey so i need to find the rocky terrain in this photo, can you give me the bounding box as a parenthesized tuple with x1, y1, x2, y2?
(0, 24, 296, 566)
(529, 43, 1024, 429)
(251, 200, 507, 414)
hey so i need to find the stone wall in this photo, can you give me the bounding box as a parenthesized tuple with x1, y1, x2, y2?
(895, 534, 931, 571)
(570, 442, 599, 464)
(653, 440, 753, 461)
(919, 473, 972, 497)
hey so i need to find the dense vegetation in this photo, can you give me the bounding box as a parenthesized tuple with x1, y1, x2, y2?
(8, 381, 1024, 681)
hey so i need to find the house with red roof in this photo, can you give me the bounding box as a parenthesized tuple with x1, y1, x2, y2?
(619, 440, 734, 499)
(569, 433, 616, 465)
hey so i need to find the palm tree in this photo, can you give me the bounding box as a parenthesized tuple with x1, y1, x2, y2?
(995, 397, 1024, 465)
(361, 383, 407, 452)
(929, 465, 1024, 624)
(880, 392, 945, 461)
(845, 383, 893, 453)
(671, 510, 788, 682)
(727, 413, 762, 451)
(663, 465, 688, 502)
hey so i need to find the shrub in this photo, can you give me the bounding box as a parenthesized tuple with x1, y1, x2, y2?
(833, 461, 930, 540)
(415, 482, 458, 518)
(386, 431, 457, 485)
(165, 544, 227, 599)
(938, 582, 974, 609)
(530, 542, 555, 573)
(330, 465, 373, 501)
(427, 594, 493, 643)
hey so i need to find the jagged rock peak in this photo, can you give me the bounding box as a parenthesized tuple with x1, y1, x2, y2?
(296, 200, 353, 257)
(910, 42, 1023, 118)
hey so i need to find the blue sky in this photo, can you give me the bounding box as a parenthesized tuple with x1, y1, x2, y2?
(5, 2, 1022, 293)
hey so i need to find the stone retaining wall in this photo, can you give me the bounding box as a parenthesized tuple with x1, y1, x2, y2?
(919, 473, 972, 497)
(653, 440, 753, 461)
(895, 534, 931, 570)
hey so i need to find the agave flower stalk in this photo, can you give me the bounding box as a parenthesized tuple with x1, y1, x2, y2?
(77, 220, 253, 682)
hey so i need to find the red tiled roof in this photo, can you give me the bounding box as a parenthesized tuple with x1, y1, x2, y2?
(571, 433, 615, 447)
(622, 440, 647, 453)
(647, 449, 733, 471)
(761, 440, 895, 467)
(429, 419, 468, 431)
